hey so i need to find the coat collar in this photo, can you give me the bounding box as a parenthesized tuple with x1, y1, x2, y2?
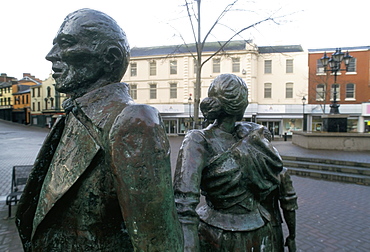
(74, 82, 133, 131)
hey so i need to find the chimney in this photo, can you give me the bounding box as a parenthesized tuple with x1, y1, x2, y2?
(0, 73, 7, 82)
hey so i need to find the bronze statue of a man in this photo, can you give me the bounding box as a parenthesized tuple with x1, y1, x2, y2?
(16, 8, 183, 251)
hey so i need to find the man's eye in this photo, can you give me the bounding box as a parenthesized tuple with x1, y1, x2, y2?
(59, 39, 75, 47)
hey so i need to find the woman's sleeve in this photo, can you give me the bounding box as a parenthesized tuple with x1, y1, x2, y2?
(173, 130, 208, 252)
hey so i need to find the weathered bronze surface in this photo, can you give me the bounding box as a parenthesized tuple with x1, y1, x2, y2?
(16, 8, 183, 251)
(174, 74, 298, 251)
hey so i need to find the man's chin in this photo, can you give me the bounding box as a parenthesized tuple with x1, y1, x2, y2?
(55, 81, 72, 94)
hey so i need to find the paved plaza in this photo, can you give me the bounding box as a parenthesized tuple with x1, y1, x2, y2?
(1, 119, 370, 251)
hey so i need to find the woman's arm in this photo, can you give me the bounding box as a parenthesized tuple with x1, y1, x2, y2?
(173, 130, 208, 252)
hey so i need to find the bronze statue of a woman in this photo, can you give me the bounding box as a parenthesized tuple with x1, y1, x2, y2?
(174, 74, 297, 251)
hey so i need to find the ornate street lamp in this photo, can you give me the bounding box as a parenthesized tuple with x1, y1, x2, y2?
(320, 48, 352, 114)
(301, 96, 306, 131)
(188, 95, 193, 129)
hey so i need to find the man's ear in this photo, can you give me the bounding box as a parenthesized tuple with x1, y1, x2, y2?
(103, 46, 123, 73)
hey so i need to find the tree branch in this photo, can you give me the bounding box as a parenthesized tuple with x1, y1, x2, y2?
(202, 17, 273, 66)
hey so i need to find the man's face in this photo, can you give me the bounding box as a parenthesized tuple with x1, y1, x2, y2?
(45, 15, 106, 95)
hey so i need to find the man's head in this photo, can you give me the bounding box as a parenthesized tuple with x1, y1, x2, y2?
(46, 9, 130, 97)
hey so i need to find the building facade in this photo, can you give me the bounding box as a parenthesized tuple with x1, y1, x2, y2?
(11, 73, 41, 124)
(0, 73, 17, 121)
(308, 46, 370, 132)
(30, 74, 66, 128)
(122, 40, 308, 136)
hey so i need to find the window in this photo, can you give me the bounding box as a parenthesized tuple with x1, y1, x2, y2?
(32, 102, 35, 111)
(345, 83, 355, 99)
(37, 87, 41, 97)
(347, 58, 356, 72)
(130, 63, 137, 76)
(0, 98, 2, 106)
(264, 60, 272, 74)
(264, 83, 272, 98)
(149, 61, 156, 76)
(170, 60, 177, 75)
(170, 83, 177, 99)
(213, 58, 220, 73)
(316, 59, 325, 73)
(32, 89, 35, 97)
(285, 83, 293, 98)
(232, 58, 240, 73)
(149, 84, 157, 99)
(316, 84, 325, 100)
(7, 97, 10, 105)
(129, 84, 137, 99)
(330, 84, 340, 100)
(37, 102, 40, 111)
(47, 86, 51, 97)
(286, 59, 293, 73)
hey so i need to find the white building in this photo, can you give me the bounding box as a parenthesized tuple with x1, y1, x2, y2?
(30, 74, 67, 128)
(122, 40, 308, 136)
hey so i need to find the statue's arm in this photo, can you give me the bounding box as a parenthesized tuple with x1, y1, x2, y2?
(173, 131, 207, 252)
(279, 170, 298, 252)
(109, 104, 183, 252)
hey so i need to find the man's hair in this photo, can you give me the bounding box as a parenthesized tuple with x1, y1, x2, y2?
(63, 8, 130, 81)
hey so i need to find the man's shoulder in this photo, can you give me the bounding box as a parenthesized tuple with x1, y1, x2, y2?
(118, 104, 161, 124)
(110, 104, 163, 137)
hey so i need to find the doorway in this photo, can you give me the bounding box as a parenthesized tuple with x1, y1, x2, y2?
(163, 119, 178, 134)
(260, 121, 280, 137)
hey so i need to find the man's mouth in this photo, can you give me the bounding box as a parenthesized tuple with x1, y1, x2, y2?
(52, 67, 63, 79)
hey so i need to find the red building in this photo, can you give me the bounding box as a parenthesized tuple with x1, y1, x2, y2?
(308, 46, 370, 132)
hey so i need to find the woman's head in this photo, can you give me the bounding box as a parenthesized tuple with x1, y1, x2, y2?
(201, 74, 248, 121)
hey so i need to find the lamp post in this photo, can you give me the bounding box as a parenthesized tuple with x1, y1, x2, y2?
(188, 95, 192, 129)
(301, 96, 306, 131)
(320, 48, 352, 114)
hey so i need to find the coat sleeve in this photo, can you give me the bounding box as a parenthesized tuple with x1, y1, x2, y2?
(109, 104, 183, 252)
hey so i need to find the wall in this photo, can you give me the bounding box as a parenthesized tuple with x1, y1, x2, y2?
(292, 131, 370, 151)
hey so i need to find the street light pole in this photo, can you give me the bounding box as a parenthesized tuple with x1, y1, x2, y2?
(302, 96, 306, 131)
(320, 48, 352, 114)
(188, 95, 193, 129)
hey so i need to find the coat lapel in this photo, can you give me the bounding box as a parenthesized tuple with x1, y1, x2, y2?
(16, 116, 66, 251)
(32, 113, 100, 238)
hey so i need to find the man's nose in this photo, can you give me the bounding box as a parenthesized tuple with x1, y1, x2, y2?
(45, 45, 61, 62)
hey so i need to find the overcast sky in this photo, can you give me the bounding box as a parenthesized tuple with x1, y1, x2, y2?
(1, 0, 368, 80)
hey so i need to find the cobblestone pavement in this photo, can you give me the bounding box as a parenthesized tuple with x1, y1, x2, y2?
(1, 120, 370, 251)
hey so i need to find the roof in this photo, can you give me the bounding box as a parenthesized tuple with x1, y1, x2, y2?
(13, 85, 31, 95)
(308, 46, 370, 53)
(130, 40, 303, 57)
(0, 82, 12, 88)
(258, 45, 304, 53)
(130, 40, 250, 57)
(18, 76, 41, 85)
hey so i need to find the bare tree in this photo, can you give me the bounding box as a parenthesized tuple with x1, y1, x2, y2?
(181, 0, 277, 128)
(309, 72, 332, 114)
